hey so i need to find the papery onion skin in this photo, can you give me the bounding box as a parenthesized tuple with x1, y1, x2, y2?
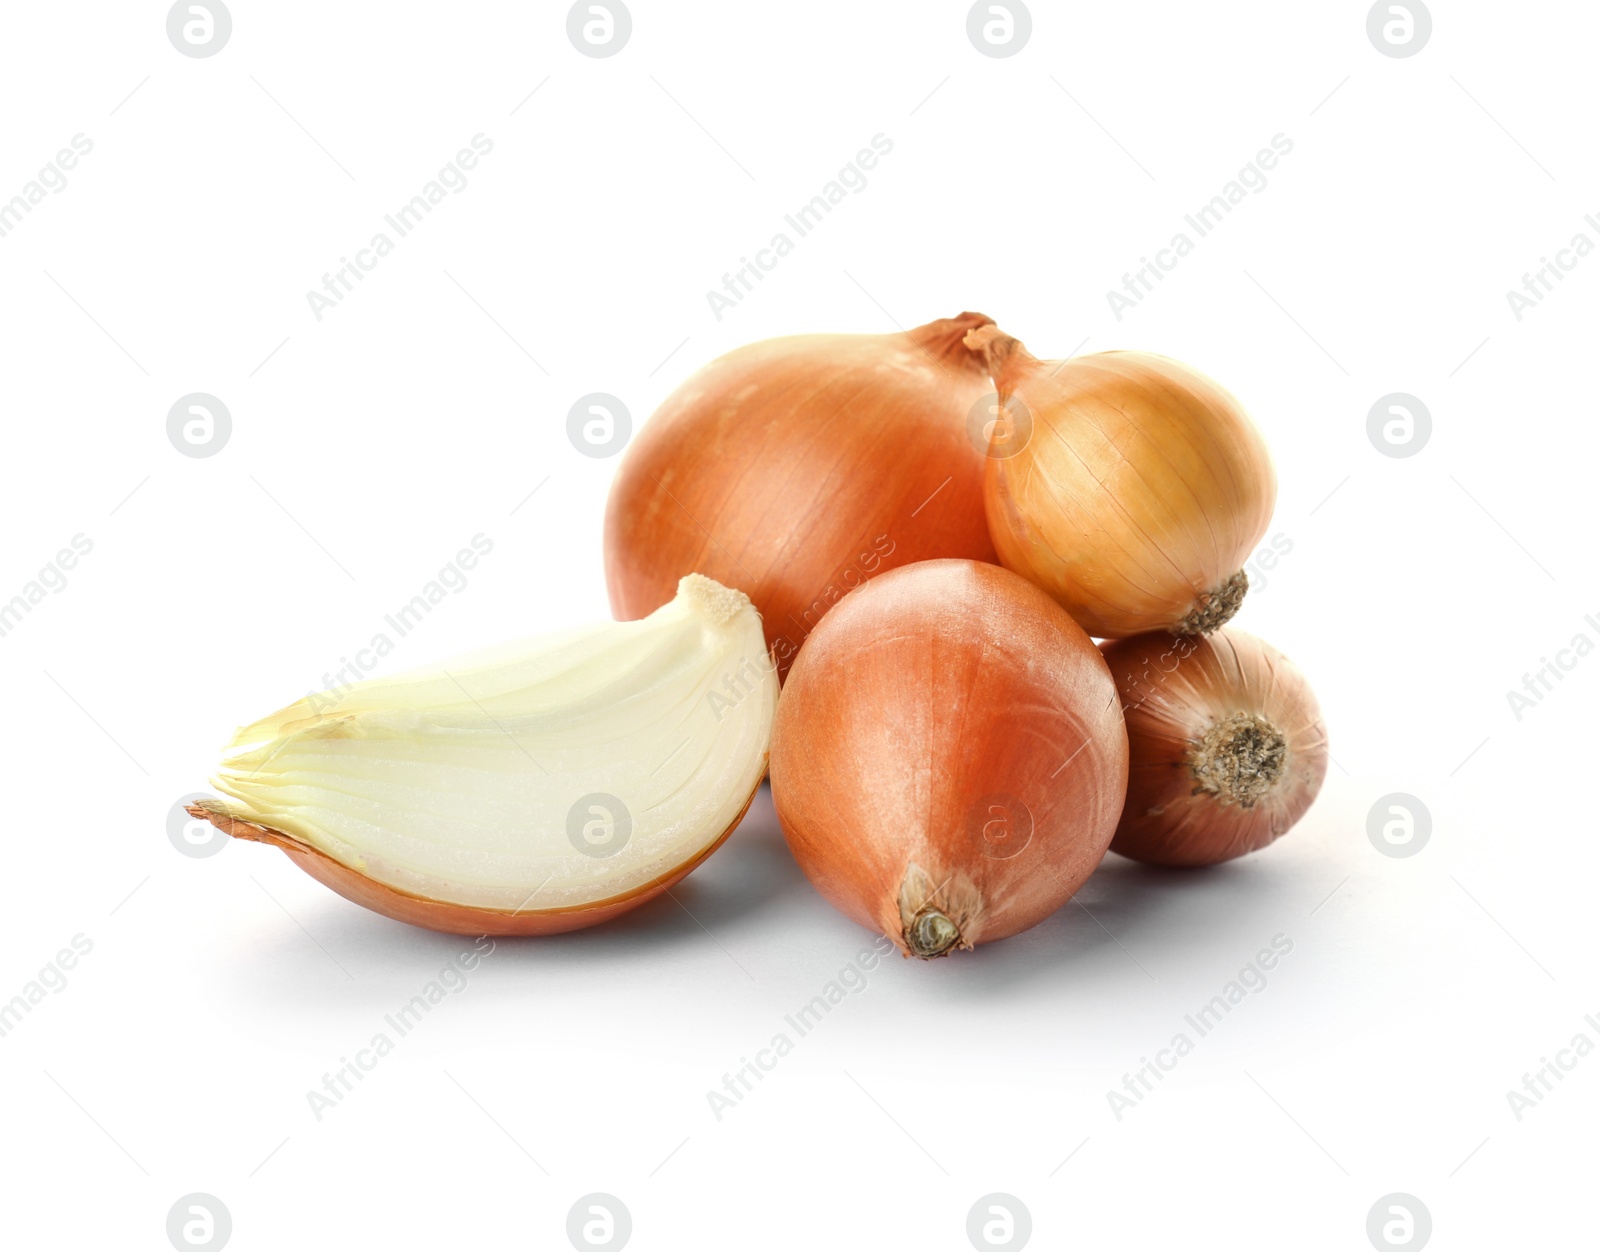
(967, 328, 1277, 639)
(770, 559, 1129, 958)
(186, 790, 758, 937)
(605, 313, 999, 680)
(1101, 630, 1328, 867)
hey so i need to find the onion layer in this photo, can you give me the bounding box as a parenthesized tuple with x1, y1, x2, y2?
(966, 327, 1277, 638)
(770, 560, 1129, 958)
(1100, 629, 1327, 866)
(605, 314, 998, 679)
(190, 575, 777, 934)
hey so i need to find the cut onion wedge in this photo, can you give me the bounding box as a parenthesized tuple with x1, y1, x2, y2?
(188, 575, 777, 935)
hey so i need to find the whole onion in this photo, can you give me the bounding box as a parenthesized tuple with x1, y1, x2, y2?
(1101, 629, 1328, 866)
(605, 314, 998, 678)
(966, 326, 1277, 638)
(770, 560, 1129, 958)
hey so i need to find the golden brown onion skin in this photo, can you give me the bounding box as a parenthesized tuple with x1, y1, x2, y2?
(969, 329, 1277, 638)
(605, 314, 998, 679)
(770, 560, 1129, 958)
(1100, 631, 1327, 867)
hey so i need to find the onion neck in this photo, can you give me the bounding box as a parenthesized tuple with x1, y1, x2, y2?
(911, 312, 1000, 373)
(1188, 712, 1287, 809)
(1180, 570, 1248, 634)
(962, 323, 1041, 390)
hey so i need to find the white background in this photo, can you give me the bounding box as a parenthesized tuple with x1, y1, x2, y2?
(1, 2, 1595, 1248)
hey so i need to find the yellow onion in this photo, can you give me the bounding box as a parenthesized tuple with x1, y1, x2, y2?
(770, 560, 1128, 958)
(188, 575, 776, 935)
(605, 314, 998, 679)
(966, 326, 1276, 638)
(1101, 629, 1327, 866)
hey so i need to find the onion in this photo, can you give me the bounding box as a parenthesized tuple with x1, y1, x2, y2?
(187, 575, 776, 935)
(965, 326, 1277, 638)
(1100, 629, 1327, 867)
(605, 313, 998, 679)
(769, 559, 1129, 958)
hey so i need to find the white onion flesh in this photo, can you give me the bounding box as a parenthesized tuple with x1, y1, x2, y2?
(209, 575, 777, 911)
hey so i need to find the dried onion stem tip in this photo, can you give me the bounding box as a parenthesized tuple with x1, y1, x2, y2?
(1189, 712, 1287, 808)
(1179, 570, 1250, 635)
(966, 327, 1277, 640)
(905, 907, 962, 960)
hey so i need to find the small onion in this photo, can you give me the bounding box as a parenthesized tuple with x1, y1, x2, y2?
(188, 575, 776, 935)
(1101, 629, 1328, 867)
(770, 560, 1129, 958)
(966, 326, 1277, 638)
(605, 313, 998, 679)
